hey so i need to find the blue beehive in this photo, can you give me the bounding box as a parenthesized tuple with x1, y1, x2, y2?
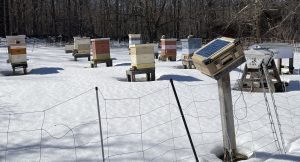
(181, 38, 202, 55)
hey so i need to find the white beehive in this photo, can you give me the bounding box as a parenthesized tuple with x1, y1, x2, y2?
(181, 38, 202, 55)
(74, 37, 90, 54)
(249, 43, 294, 59)
(244, 48, 274, 69)
(130, 44, 155, 69)
(6, 35, 26, 46)
(65, 44, 74, 53)
(6, 35, 26, 55)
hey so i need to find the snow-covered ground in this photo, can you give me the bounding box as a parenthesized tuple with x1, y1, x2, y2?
(0, 40, 300, 162)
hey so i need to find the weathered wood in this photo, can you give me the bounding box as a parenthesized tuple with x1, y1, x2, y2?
(11, 62, 28, 74)
(217, 73, 237, 161)
(126, 68, 155, 82)
(91, 59, 113, 68)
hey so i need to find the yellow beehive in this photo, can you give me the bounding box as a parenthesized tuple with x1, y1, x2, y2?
(130, 44, 155, 69)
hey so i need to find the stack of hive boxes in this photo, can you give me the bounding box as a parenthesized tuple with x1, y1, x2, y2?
(129, 34, 141, 47)
(74, 37, 90, 54)
(181, 37, 202, 56)
(6, 35, 27, 64)
(160, 39, 177, 61)
(130, 44, 155, 70)
(91, 38, 110, 61)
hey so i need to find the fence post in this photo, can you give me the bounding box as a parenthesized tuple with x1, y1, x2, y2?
(95, 87, 105, 162)
(170, 79, 199, 162)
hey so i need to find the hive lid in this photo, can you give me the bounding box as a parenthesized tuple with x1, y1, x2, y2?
(91, 38, 110, 41)
(129, 34, 141, 37)
(130, 44, 155, 48)
(161, 38, 177, 41)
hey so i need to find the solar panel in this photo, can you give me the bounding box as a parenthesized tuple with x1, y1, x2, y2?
(195, 39, 230, 58)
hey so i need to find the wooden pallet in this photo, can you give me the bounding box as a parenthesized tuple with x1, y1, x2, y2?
(91, 59, 113, 68)
(12, 62, 28, 74)
(126, 68, 155, 82)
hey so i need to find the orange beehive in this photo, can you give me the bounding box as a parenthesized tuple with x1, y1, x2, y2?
(91, 38, 110, 61)
(160, 39, 177, 57)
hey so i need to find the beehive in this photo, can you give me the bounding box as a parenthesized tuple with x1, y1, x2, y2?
(249, 43, 294, 59)
(74, 37, 90, 54)
(91, 38, 110, 61)
(65, 44, 74, 53)
(160, 39, 177, 57)
(129, 34, 141, 47)
(6, 35, 26, 54)
(130, 44, 155, 69)
(181, 38, 202, 55)
(244, 48, 274, 69)
(192, 37, 245, 78)
(9, 46, 27, 64)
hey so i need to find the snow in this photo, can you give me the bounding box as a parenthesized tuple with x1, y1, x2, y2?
(0, 40, 300, 162)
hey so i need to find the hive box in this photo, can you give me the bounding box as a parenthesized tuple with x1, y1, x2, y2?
(249, 43, 294, 59)
(6, 35, 26, 54)
(91, 38, 110, 60)
(244, 48, 274, 69)
(160, 39, 177, 57)
(9, 46, 27, 64)
(65, 44, 73, 53)
(192, 37, 245, 78)
(74, 37, 90, 54)
(181, 38, 202, 55)
(129, 34, 141, 47)
(130, 44, 155, 69)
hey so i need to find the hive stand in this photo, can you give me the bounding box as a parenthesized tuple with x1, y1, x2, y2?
(91, 59, 113, 68)
(234, 60, 285, 92)
(158, 55, 176, 61)
(126, 68, 155, 82)
(12, 62, 28, 74)
(277, 58, 294, 74)
(182, 54, 195, 69)
(72, 50, 91, 61)
(154, 53, 159, 59)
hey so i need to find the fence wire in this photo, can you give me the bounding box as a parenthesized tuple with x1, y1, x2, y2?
(0, 78, 300, 161)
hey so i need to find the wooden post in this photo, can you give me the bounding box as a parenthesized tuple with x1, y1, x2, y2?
(217, 73, 237, 161)
(277, 59, 282, 74)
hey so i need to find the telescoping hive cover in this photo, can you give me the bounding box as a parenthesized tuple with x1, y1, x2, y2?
(192, 37, 245, 79)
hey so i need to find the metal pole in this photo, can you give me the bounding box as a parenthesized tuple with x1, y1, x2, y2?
(95, 87, 105, 162)
(170, 79, 199, 162)
(217, 73, 237, 161)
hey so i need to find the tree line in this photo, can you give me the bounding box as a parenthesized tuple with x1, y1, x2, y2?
(0, 0, 299, 42)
